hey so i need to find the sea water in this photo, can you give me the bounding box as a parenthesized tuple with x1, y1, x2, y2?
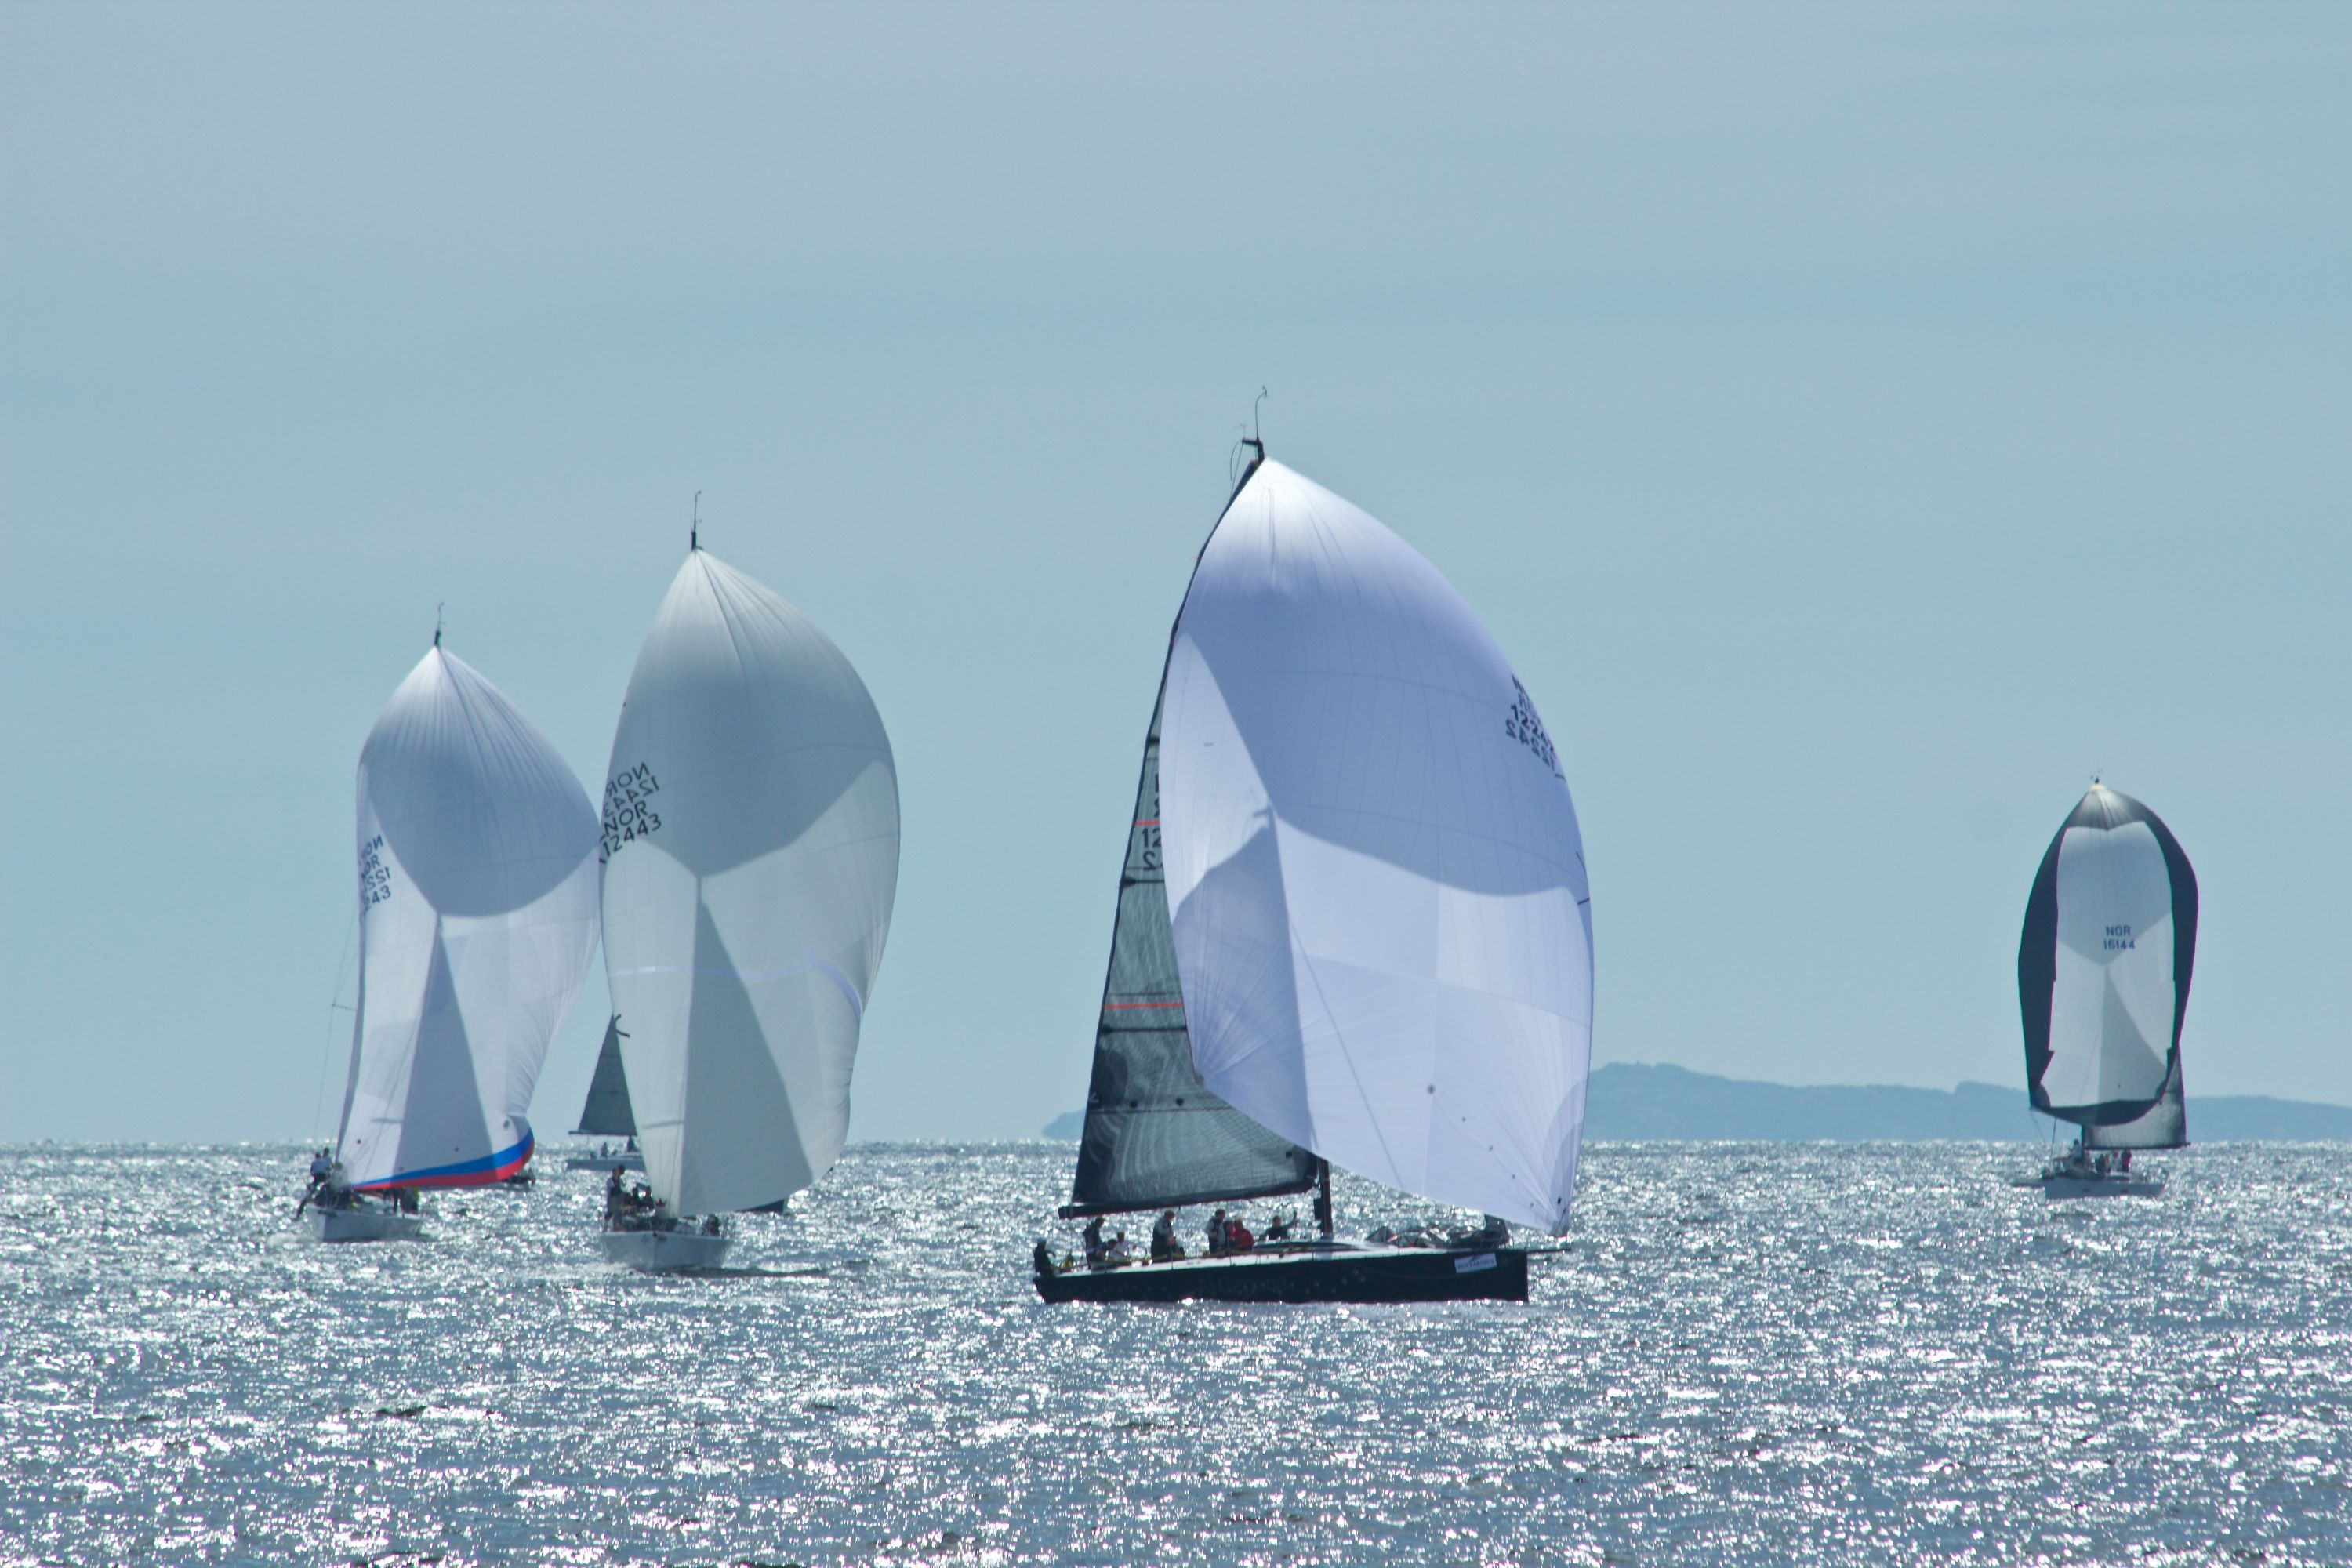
(3, 1142, 2347, 1566)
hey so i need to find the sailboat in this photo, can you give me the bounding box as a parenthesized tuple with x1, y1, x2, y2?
(2017, 782, 2197, 1198)
(309, 635, 601, 1241)
(1036, 445, 1594, 1304)
(563, 1016, 646, 1171)
(595, 532, 900, 1271)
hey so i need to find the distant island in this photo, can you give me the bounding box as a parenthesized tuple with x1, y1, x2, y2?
(1042, 1062, 2352, 1143)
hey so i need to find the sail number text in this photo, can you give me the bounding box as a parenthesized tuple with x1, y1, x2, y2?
(2103, 924, 2136, 952)
(358, 834, 392, 909)
(601, 763, 663, 864)
(1505, 680, 1563, 778)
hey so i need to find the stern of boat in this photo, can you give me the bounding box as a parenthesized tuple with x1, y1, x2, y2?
(600, 1225, 731, 1272)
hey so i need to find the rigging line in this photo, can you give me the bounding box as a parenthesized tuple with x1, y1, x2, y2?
(310, 902, 361, 1141)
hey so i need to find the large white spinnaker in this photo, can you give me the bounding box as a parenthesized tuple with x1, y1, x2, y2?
(600, 549, 900, 1217)
(2019, 782, 2197, 1135)
(336, 644, 602, 1189)
(1158, 459, 1594, 1236)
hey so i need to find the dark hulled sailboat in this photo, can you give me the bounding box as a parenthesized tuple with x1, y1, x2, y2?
(1035, 446, 1593, 1304)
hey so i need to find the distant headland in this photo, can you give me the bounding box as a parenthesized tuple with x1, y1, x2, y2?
(1042, 1062, 2352, 1143)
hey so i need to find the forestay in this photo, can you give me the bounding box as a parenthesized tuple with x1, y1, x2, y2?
(2019, 782, 2198, 1129)
(337, 645, 601, 1189)
(1065, 691, 1319, 1218)
(601, 550, 899, 1216)
(1158, 459, 1595, 1236)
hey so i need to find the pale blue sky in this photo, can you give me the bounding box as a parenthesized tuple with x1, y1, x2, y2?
(4, 5, 2346, 1143)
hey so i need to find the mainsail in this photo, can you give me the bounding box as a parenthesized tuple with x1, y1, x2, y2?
(336, 644, 601, 1189)
(572, 1016, 637, 1139)
(1064, 690, 1319, 1218)
(2019, 782, 2198, 1131)
(600, 548, 900, 1216)
(1157, 459, 1595, 1236)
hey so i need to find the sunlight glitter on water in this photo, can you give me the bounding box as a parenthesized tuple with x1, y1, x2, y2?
(3, 1142, 2348, 1566)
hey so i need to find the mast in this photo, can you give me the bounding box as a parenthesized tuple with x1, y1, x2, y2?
(1315, 1159, 1334, 1240)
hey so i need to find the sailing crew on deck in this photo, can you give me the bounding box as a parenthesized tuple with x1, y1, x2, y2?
(1106, 1230, 1137, 1263)
(1225, 1214, 1255, 1252)
(1207, 1209, 1230, 1257)
(1082, 1216, 1109, 1265)
(1149, 1209, 1182, 1262)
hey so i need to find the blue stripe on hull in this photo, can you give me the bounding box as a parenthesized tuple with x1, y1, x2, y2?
(358, 1124, 535, 1190)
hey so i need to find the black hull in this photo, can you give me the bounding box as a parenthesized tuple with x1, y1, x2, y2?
(1034, 1244, 1528, 1305)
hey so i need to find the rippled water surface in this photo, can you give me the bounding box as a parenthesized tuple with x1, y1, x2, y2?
(5, 1142, 2350, 1566)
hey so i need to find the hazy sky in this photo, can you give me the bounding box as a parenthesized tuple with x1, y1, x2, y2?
(5, 5, 2347, 1145)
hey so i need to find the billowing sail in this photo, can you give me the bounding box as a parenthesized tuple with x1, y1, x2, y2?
(572, 1016, 637, 1138)
(2019, 782, 2197, 1129)
(2083, 1054, 2187, 1149)
(1065, 691, 1319, 1218)
(336, 645, 601, 1189)
(1158, 459, 1595, 1236)
(600, 550, 899, 1216)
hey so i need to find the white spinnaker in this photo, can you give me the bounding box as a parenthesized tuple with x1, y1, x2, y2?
(337, 646, 601, 1189)
(2042, 818, 2177, 1113)
(1158, 460, 1594, 1236)
(600, 550, 899, 1216)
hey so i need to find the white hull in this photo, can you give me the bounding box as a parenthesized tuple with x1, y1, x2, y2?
(2040, 1172, 2165, 1199)
(600, 1225, 731, 1272)
(564, 1152, 646, 1172)
(308, 1206, 426, 1243)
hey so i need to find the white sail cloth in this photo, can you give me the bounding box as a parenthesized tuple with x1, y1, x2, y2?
(2038, 791, 2185, 1115)
(338, 646, 601, 1189)
(600, 550, 899, 1216)
(1159, 459, 1594, 1235)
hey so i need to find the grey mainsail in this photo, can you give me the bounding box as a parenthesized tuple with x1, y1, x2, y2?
(572, 1016, 637, 1138)
(1061, 454, 1321, 1219)
(1063, 691, 1319, 1217)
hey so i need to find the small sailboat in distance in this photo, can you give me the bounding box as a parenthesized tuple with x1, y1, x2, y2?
(1035, 442, 1594, 1303)
(2017, 781, 2197, 1197)
(596, 522, 900, 1271)
(564, 1016, 646, 1171)
(308, 632, 601, 1240)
